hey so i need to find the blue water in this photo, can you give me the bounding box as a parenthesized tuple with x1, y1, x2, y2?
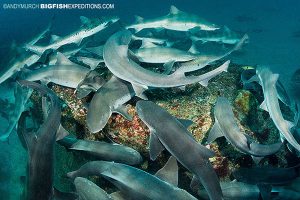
(1, 0, 300, 75)
(0, 0, 300, 199)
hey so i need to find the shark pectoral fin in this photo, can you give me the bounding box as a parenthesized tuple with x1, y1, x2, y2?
(190, 175, 200, 191)
(177, 118, 194, 129)
(113, 105, 132, 121)
(178, 86, 186, 91)
(56, 125, 70, 141)
(163, 60, 175, 75)
(188, 43, 200, 54)
(199, 79, 209, 87)
(149, 130, 165, 160)
(55, 52, 75, 65)
(259, 100, 268, 112)
(131, 83, 148, 100)
(74, 37, 83, 46)
(251, 155, 264, 165)
(285, 120, 295, 130)
(258, 183, 272, 200)
(40, 79, 50, 86)
(155, 156, 178, 186)
(75, 88, 92, 99)
(207, 120, 223, 143)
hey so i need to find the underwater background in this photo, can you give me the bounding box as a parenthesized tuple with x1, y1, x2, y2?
(0, 0, 300, 199)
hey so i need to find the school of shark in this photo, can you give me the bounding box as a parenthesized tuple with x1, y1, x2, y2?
(0, 5, 300, 200)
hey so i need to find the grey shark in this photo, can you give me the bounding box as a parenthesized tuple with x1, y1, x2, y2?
(207, 97, 282, 163)
(67, 157, 197, 200)
(74, 177, 113, 200)
(0, 83, 32, 141)
(103, 30, 230, 97)
(126, 5, 219, 32)
(256, 66, 300, 152)
(173, 34, 248, 75)
(198, 181, 260, 200)
(133, 42, 198, 63)
(0, 54, 40, 84)
(190, 26, 243, 45)
(58, 135, 142, 165)
(25, 17, 119, 55)
(136, 100, 223, 200)
(22, 52, 105, 97)
(232, 164, 300, 185)
(86, 76, 135, 133)
(17, 80, 61, 200)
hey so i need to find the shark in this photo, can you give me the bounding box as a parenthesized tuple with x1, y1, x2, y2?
(103, 29, 230, 98)
(256, 66, 300, 152)
(136, 100, 223, 200)
(17, 80, 61, 200)
(0, 54, 40, 84)
(74, 177, 113, 200)
(0, 83, 32, 141)
(126, 5, 219, 32)
(86, 76, 135, 133)
(67, 156, 198, 200)
(22, 52, 105, 98)
(132, 41, 198, 64)
(198, 180, 260, 200)
(190, 26, 243, 45)
(207, 97, 282, 163)
(233, 164, 300, 185)
(25, 17, 119, 56)
(172, 34, 248, 75)
(57, 135, 142, 165)
(25, 22, 52, 46)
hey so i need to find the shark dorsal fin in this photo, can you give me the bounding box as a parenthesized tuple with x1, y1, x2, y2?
(134, 15, 144, 23)
(55, 52, 75, 65)
(170, 5, 181, 15)
(50, 34, 61, 43)
(155, 156, 178, 186)
(80, 16, 91, 26)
